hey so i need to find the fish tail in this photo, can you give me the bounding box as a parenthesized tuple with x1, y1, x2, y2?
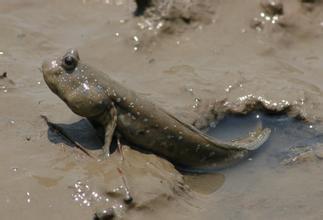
(229, 127, 271, 151)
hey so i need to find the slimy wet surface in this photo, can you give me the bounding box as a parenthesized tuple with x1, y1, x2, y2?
(207, 112, 323, 168)
(3, 0, 323, 219)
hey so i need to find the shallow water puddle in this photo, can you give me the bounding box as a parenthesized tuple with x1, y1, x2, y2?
(183, 112, 323, 197)
(207, 111, 323, 168)
(198, 112, 323, 219)
(183, 173, 225, 194)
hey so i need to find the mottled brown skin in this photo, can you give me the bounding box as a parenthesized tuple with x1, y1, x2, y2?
(42, 49, 271, 171)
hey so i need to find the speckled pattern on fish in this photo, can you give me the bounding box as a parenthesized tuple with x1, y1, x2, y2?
(42, 49, 271, 171)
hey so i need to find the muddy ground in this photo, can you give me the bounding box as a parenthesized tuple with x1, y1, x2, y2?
(2, 0, 323, 219)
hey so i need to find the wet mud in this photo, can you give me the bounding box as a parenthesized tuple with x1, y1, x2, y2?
(2, 0, 323, 219)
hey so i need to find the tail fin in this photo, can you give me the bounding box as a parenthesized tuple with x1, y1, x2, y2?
(161, 107, 271, 151)
(178, 127, 271, 173)
(228, 127, 271, 151)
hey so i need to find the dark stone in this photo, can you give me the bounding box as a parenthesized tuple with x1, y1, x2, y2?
(94, 208, 115, 220)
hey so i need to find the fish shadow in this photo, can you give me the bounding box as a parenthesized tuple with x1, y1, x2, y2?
(47, 119, 103, 150)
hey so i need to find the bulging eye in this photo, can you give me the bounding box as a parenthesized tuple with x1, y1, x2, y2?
(62, 55, 78, 71)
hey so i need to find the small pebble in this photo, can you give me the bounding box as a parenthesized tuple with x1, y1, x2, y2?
(123, 194, 133, 205)
(94, 208, 115, 220)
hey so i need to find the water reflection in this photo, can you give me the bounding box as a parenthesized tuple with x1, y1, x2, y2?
(206, 111, 323, 167)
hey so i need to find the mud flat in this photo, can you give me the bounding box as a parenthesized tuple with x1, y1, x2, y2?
(2, 0, 323, 219)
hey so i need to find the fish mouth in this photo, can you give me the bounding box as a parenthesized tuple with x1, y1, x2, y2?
(41, 58, 61, 95)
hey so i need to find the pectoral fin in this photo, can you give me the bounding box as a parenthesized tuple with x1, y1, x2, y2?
(102, 105, 118, 156)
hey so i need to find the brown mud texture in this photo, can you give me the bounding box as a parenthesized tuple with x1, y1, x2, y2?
(2, 0, 323, 219)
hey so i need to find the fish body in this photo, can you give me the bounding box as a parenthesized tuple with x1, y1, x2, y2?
(42, 49, 270, 171)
